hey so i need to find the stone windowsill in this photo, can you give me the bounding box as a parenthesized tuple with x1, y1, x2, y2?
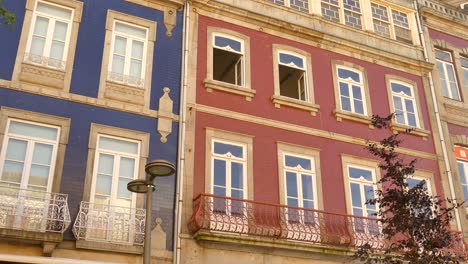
(391, 123, 430, 140)
(76, 240, 143, 254)
(271, 95, 320, 115)
(204, 79, 256, 101)
(334, 110, 374, 128)
(0, 228, 63, 243)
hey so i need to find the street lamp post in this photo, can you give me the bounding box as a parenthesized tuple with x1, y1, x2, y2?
(127, 160, 176, 264)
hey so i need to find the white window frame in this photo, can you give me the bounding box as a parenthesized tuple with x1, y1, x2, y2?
(282, 152, 318, 223)
(24, 0, 74, 70)
(0, 118, 60, 192)
(347, 164, 378, 219)
(390, 80, 420, 128)
(107, 20, 149, 88)
(457, 160, 468, 208)
(370, 2, 411, 43)
(336, 66, 367, 115)
(461, 56, 468, 94)
(321, 0, 363, 29)
(277, 50, 309, 102)
(89, 134, 140, 209)
(436, 49, 461, 101)
(211, 33, 245, 87)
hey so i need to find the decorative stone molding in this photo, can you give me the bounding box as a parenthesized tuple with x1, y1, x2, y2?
(105, 81, 145, 105)
(151, 218, 166, 251)
(271, 95, 320, 116)
(451, 134, 468, 147)
(157, 87, 174, 143)
(19, 64, 66, 90)
(432, 39, 448, 49)
(163, 7, 177, 37)
(333, 110, 374, 128)
(42, 242, 57, 257)
(390, 123, 431, 140)
(204, 79, 256, 101)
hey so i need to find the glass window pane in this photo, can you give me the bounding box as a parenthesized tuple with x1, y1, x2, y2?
(115, 22, 146, 39)
(391, 82, 412, 96)
(285, 155, 312, 170)
(353, 208, 363, 216)
(5, 139, 27, 161)
(354, 99, 364, 114)
(129, 59, 142, 78)
(119, 157, 135, 178)
(114, 36, 127, 55)
(364, 185, 375, 210)
(8, 121, 58, 141)
(349, 167, 373, 181)
(213, 186, 226, 196)
(231, 162, 243, 189)
(231, 189, 243, 199)
(118, 178, 132, 199)
(53, 21, 68, 41)
(33, 16, 49, 37)
(115, 198, 131, 208)
(435, 50, 451, 61)
(96, 175, 112, 195)
(393, 96, 403, 111)
(339, 82, 350, 97)
(32, 143, 53, 165)
(437, 62, 449, 97)
(404, 99, 415, 113)
(30, 36, 46, 56)
(213, 159, 226, 187)
(459, 161, 467, 184)
(301, 174, 314, 200)
(94, 195, 110, 205)
(287, 198, 298, 207)
(214, 142, 243, 158)
(37, 2, 72, 20)
(98, 154, 114, 175)
(112, 55, 125, 75)
(99, 137, 138, 154)
(286, 172, 298, 198)
(29, 164, 50, 187)
(50, 41, 64, 61)
(303, 200, 314, 209)
(352, 85, 362, 100)
(407, 113, 417, 127)
(351, 183, 362, 207)
(131, 40, 144, 59)
(279, 53, 304, 68)
(338, 68, 360, 82)
(341, 97, 351, 111)
(2, 161, 24, 183)
(214, 36, 242, 52)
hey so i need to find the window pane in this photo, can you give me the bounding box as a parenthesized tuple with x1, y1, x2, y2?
(118, 178, 132, 199)
(33, 16, 49, 37)
(112, 55, 125, 75)
(30, 36, 46, 56)
(354, 99, 364, 114)
(393, 96, 403, 111)
(2, 161, 24, 183)
(303, 200, 314, 209)
(285, 155, 312, 170)
(349, 167, 373, 181)
(94, 195, 110, 205)
(302, 174, 314, 200)
(98, 154, 114, 175)
(437, 61, 449, 97)
(435, 50, 451, 61)
(99, 137, 138, 154)
(391, 82, 412, 96)
(6, 139, 27, 161)
(340, 82, 350, 97)
(213, 159, 226, 187)
(37, 2, 72, 20)
(364, 185, 375, 210)
(341, 97, 351, 111)
(352, 85, 362, 100)
(214, 142, 243, 158)
(50, 41, 64, 61)
(114, 36, 127, 55)
(115, 22, 146, 39)
(405, 99, 415, 113)
(9, 121, 58, 141)
(213, 186, 226, 196)
(29, 164, 50, 187)
(338, 68, 360, 82)
(32, 143, 53, 165)
(115, 198, 131, 208)
(119, 157, 135, 178)
(446, 65, 460, 100)
(231, 189, 243, 199)
(458, 161, 467, 184)
(286, 172, 298, 198)
(279, 53, 304, 68)
(131, 40, 144, 60)
(287, 197, 298, 207)
(96, 175, 112, 195)
(407, 113, 417, 127)
(231, 162, 243, 189)
(351, 183, 361, 207)
(214, 36, 242, 52)
(53, 21, 68, 42)
(129, 59, 142, 78)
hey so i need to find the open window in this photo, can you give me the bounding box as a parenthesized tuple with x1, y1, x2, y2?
(212, 34, 244, 86)
(278, 51, 308, 101)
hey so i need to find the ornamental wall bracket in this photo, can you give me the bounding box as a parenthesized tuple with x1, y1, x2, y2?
(163, 7, 177, 37)
(157, 87, 174, 143)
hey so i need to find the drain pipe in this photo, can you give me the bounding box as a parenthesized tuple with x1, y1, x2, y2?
(413, 0, 462, 231)
(173, 0, 190, 263)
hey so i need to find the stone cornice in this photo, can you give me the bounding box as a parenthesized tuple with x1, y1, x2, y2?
(420, 7, 468, 40)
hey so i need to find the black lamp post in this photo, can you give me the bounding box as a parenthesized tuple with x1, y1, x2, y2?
(127, 160, 176, 264)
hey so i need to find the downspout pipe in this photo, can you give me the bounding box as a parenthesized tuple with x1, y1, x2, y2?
(413, 0, 462, 231)
(173, 0, 190, 263)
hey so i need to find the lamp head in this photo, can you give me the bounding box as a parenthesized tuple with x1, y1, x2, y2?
(145, 160, 176, 179)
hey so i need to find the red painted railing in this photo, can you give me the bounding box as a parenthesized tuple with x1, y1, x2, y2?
(188, 194, 384, 249)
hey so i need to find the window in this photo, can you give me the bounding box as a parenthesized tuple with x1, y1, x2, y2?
(282, 153, 317, 223)
(12, 0, 82, 93)
(90, 135, 140, 208)
(390, 81, 419, 127)
(321, 0, 362, 30)
(98, 11, 156, 107)
(458, 161, 468, 206)
(370, 3, 412, 44)
(277, 51, 308, 101)
(347, 166, 377, 218)
(108, 21, 148, 88)
(436, 50, 461, 101)
(337, 66, 366, 115)
(212, 34, 244, 87)
(0, 119, 60, 192)
(461, 57, 468, 94)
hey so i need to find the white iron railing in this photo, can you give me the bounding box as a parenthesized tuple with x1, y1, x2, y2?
(0, 186, 70, 233)
(107, 71, 145, 88)
(73, 201, 146, 245)
(418, 0, 468, 22)
(23, 53, 66, 70)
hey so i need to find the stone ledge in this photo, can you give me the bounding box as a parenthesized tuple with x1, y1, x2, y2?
(204, 79, 256, 101)
(271, 95, 320, 115)
(0, 228, 63, 243)
(76, 240, 143, 254)
(391, 123, 431, 140)
(334, 110, 374, 128)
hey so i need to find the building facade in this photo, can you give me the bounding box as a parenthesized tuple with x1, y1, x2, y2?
(0, 0, 183, 263)
(178, 0, 454, 263)
(418, 0, 468, 238)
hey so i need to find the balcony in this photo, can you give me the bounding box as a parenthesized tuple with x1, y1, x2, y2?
(0, 186, 70, 242)
(73, 202, 145, 253)
(188, 194, 384, 250)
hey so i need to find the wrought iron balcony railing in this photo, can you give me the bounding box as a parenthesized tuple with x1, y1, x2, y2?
(188, 194, 384, 249)
(0, 186, 70, 233)
(73, 201, 145, 245)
